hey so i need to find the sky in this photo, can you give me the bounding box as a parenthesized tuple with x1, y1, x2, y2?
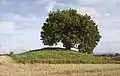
(0, 0, 120, 54)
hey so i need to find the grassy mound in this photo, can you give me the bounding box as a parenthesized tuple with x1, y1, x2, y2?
(10, 48, 119, 64)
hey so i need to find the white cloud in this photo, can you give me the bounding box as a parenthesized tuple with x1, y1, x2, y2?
(77, 7, 101, 17)
(0, 12, 43, 53)
(0, 13, 41, 32)
(1, 13, 38, 22)
(0, 21, 15, 34)
(36, 0, 56, 12)
(45, 0, 56, 12)
(1, 0, 120, 53)
(55, 2, 101, 18)
(76, 0, 100, 5)
(103, 30, 120, 42)
(1, 13, 21, 22)
(105, 12, 111, 16)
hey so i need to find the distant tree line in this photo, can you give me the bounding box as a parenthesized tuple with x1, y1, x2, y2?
(94, 53, 120, 60)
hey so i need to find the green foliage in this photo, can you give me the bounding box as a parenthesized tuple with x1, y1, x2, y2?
(41, 8, 101, 53)
(10, 49, 112, 64)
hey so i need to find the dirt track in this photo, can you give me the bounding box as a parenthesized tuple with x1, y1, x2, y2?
(0, 56, 120, 76)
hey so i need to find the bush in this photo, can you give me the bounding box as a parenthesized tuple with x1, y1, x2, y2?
(9, 51, 14, 56)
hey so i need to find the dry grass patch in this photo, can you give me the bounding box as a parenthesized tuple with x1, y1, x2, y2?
(0, 61, 120, 76)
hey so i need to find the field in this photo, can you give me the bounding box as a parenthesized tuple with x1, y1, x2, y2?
(0, 49, 120, 76)
(0, 57, 120, 76)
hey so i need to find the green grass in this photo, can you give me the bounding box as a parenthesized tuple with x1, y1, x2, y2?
(10, 49, 120, 64)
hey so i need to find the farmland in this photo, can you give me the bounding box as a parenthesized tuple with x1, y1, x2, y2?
(0, 60, 120, 76)
(0, 49, 120, 76)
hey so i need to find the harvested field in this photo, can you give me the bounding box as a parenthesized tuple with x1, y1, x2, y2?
(0, 56, 120, 76)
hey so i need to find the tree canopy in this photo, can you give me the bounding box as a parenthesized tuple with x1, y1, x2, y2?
(41, 8, 101, 54)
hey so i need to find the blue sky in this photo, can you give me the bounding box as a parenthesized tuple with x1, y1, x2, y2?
(0, 0, 120, 53)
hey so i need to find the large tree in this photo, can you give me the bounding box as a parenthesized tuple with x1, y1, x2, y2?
(41, 8, 101, 54)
